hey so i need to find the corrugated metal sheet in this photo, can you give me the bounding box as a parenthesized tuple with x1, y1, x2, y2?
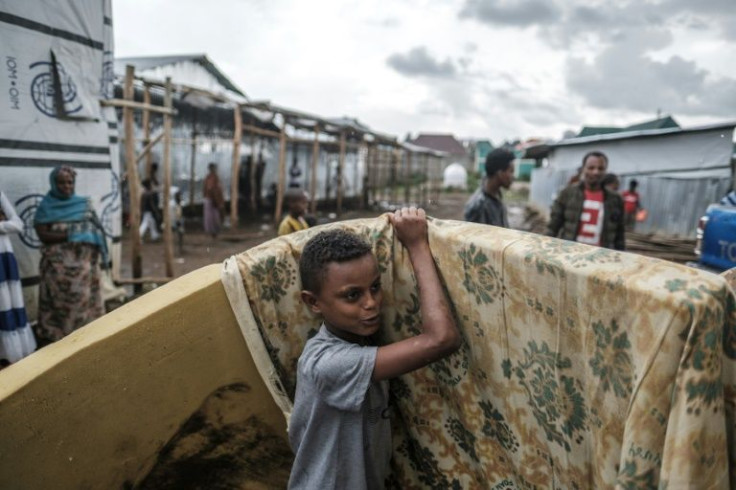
(624, 173, 731, 237)
(529, 167, 577, 208)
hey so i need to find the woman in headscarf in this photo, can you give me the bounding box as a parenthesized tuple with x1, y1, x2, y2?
(203, 162, 225, 238)
(0, 190, 37, 363)
(34, 165, 107, 343)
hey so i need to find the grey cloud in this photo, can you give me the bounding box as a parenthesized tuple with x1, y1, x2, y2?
(459, 0, 561, 27)
(483, 85, 582, 126)
(668, 0, 734, 15)
(724, 17, 736, 40)
(417, 99, 451, 117)
(566, 45, 736, 117)
(458, 57, 473, 70)
(684, 17, 710, 31)
(458, 0, 736, 120)
(386, 47, 457, 78)
(569, 5, 606, 24)
(461, 0, 735, 49)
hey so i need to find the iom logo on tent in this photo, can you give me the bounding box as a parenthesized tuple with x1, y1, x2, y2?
(29, 60, 83, 118)
(15, 194, 44, 249)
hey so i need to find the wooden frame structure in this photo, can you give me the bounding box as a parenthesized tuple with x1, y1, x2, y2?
(108, 66, 450, 287)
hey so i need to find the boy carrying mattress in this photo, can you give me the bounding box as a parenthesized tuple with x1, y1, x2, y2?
(288, 206, 461, 489)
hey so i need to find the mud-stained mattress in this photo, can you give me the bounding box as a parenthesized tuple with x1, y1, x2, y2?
(222, 216, 736, 489)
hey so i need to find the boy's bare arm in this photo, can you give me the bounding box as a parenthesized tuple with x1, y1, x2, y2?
(373, 207, 461, 381)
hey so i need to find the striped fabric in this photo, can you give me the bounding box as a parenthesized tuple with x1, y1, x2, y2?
(0, 191, 36, 362)
(0, 250, 20, 282)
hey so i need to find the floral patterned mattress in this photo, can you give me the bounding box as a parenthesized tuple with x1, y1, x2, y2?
(221, 216, 736, 489)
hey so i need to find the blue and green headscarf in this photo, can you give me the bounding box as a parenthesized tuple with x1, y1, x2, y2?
(35, 166, 109, 262)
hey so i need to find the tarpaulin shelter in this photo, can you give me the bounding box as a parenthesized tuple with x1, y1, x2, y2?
(0, 0, 122, 318)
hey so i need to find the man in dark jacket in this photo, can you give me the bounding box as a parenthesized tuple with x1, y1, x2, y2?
(545, 151, 625, 250)
(464, 148, 516, 227)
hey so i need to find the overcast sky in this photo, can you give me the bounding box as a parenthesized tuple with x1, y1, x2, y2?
(113, 0, 736, 143)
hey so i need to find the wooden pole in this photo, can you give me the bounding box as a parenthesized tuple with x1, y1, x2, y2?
(364, 144, 372, 207)
(386, 148, 392, 202)
(310, 125, 320, 214)
(324, 151, 332, 202)
(405, 149, 412, 204)
(391, 147, 399, 204)
(359, 142, 368, 210)
(337, 131, 346, 216)
(274, 119, 287, 224)
(161, 77, 175, 277)
(188, 130, 197, 214)
(423, 154, 430, 205)
(242, 123, 280, 139)
(143, 85, 153, 179)
(230, 105, 242, 227)
(377, 146, 385, 203)
(100, 98, 175, 114)
(249, 133, 257, 214)
(123, 65, 142, 285)
(373, 146, 380, 203)
(433, 156, 441, 204)
(136, 132, 163, 164)
(370, 144, 378, 206)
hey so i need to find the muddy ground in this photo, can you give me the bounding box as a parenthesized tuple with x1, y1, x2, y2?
(119, 189, 481, 290)
(117, 185, 695, 300)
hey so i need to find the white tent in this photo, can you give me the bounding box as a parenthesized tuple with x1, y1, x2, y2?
(443, 162, 468, 189)
(0, 0, 122, 318)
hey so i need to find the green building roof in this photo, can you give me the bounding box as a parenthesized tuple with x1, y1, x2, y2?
(577, 116, 680, 138)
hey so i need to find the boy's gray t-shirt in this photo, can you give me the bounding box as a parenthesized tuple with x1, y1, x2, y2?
(288, 325, 391, 490)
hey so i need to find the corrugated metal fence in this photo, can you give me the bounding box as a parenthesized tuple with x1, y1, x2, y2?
(530, 168, 731, 237)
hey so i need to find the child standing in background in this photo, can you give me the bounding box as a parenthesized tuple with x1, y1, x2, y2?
(278, 189, 310, 236)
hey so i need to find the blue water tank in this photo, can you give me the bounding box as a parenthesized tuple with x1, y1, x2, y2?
(701, 205, 736, 271)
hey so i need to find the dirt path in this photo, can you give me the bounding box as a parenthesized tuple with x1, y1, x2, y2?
(117, 186, 695, 299)
(119, 190, 474, 287)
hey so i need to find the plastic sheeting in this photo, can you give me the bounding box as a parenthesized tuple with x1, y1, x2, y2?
(0, 0, 120, 319)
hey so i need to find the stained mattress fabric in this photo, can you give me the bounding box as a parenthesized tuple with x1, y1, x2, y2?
(222, 216, 736, 489)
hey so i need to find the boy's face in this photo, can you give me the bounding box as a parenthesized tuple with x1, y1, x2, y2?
(302, 254, 383, 343)
(290, 196, 308, 217)
(498, 162, 515, 189)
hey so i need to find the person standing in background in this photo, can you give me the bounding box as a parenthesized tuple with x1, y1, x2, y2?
(602, 173, 620, 193)
(139, 179, 161, 242)
(0, 191, 37, 364)
(278, 189, 310, 236)
(203, 163, 225, 239)
(34, 166, 107, 344)
(621, 179, 642, 231)
(545, 151, 625, 250)
(463, 148, 516, 228)
(148, 162, 163, 232)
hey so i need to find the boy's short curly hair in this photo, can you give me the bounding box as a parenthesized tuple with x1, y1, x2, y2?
(300, 229, 373, 294)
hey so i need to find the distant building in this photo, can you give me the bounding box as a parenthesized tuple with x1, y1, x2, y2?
(409, 133, 471, 170)
(473, 140, 493, 174)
